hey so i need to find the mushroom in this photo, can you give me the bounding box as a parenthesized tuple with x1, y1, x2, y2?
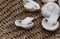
(15, 17, 34, 29)
(23, 0, 40, 11)
(41, 0, 57, 3)
(41, 2, 60, 17)
(42, 14, 59, 31)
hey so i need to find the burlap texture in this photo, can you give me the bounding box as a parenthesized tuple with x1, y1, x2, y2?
(0, 0, 60, 39)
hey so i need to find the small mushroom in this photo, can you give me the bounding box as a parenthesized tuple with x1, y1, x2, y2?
(41, 0, 57, 3)
(41, 2, 60, 17)
(15, 17, 34, 29)
(23, 0, 40, 11)
(42, 14, 59, 31)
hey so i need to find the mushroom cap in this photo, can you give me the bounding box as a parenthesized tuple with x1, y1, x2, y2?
(41, 0, 57, 3)
(15, 20, 22, 26)
(42, 18, 59, 31)
(41, 2, 60, 17)
(23, 1, 40, 11)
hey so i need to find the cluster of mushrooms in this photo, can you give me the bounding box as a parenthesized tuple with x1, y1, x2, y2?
(15, 0, 60, 31)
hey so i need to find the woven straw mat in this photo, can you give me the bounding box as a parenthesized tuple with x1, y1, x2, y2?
(0, 0, 60, 39)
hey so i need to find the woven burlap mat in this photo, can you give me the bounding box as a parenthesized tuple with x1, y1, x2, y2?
(0, 0, 60, 39)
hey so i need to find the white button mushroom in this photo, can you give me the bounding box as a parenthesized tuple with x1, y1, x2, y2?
(41, 2, 60, 17)
(41, 0, 57, 3)
(42, 14, 59, 31)
(23, 0, 40, 11)
(15, 17, 34, 29)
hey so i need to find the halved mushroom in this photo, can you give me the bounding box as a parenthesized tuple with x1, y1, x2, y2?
(41, 0, 57, 3)
(41, 2, 60, 17)
(42, 14, 59, 31)
(23, 0, 40, 11)
(15, 17, 34, 29)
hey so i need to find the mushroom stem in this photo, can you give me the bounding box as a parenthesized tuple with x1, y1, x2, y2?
(47, 14, 59, 25)
(21, 17, 34, 25)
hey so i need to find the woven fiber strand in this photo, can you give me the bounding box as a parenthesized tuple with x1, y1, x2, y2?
(0, 0, 60, 39)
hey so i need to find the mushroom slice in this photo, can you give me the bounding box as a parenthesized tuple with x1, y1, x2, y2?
(42, 14, 59, 31)
(41, 0, 57, 3)
(23, 0, 40, 11)
(15, 17, 34, 29)
(41, 2, 60, 17)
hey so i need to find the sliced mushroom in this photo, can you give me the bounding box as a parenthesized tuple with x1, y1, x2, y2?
(23, 0, 40, 11)
(41, 0, 57, 3)
(42, 14, 59, 31)
(41, 2, 60, 17)
(15, 17, 34, 29)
